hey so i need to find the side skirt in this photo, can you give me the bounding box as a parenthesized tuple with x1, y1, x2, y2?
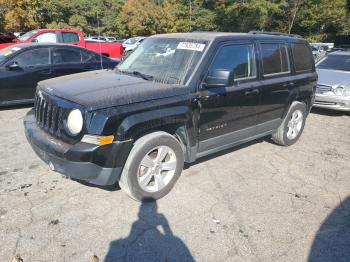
(195, 118, 282, 160)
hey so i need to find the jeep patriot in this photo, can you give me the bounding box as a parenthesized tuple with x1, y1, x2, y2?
(24, 32, 317, 201)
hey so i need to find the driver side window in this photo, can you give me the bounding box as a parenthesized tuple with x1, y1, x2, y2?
(210, 44, 257, 81)
(33, 32, 57, 43)
(13, 48, 50, 67)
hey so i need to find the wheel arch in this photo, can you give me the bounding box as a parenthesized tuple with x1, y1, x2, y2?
(116, 106, 196, 162)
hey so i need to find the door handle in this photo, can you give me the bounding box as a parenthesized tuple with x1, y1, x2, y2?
(283, 82, 295, 88)
(244, 88, 259, 96)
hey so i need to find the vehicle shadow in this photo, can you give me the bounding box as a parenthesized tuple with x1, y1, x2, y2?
(310, 107, 348, 117)
(104, 201, 194, 262)
(0, 103, 33, 112)
(308, 196, 350, 262)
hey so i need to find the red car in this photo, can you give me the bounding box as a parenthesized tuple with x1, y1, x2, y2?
(0, 32, 17, 49)
(0, 29, 123, 59)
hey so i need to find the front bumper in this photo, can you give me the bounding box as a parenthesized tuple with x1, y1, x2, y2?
(313, 94, 350, 112)
(24, 110, 133, 186)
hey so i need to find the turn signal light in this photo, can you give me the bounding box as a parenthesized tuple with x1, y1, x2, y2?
(82, 135, 114, 145)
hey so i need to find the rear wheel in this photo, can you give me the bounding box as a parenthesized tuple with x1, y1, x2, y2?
(119, 132, 184, 201)
(272, 101, 307, 146)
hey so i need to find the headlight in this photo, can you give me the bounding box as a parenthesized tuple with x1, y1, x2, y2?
(334, 86, 345, 96)
(334, 86, 350, 96)
(66, 109, 83, 135)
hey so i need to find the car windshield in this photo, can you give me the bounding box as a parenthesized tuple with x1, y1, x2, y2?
(316, 54, 350, 71)
(0, 45, 23, 64)
(18, 30, 37, 42)
(118, 37, 207, 85)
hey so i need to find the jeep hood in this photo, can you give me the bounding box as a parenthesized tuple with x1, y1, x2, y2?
(38, 70, 189, 110)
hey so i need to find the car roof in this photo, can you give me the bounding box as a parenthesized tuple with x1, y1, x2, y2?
(9, 42, 85, 49)
(32, 29, 80, 33)
(4, 43, 109, 58)
(151, 32, 307, 43)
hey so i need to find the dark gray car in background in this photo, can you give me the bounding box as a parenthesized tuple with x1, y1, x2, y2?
(0, 43, 119, 106)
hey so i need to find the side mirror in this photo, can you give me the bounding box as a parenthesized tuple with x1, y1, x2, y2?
(203, 69, 234, 88)
(6, 61, 20, 70)
(31, 38, 38, 43)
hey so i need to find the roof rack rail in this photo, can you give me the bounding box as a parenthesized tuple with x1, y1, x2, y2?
(249, 31, 302, 38)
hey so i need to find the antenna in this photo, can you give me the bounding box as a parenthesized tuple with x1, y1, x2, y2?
(97, 11, 103, 70)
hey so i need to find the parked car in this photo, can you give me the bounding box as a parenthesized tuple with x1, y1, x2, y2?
(0, 31, 16, 43)
(0, 32, 17, 49)
(0, 43, 118, 106)
(311, 45, 327, 62)
(24, 32, 316, 201)
(122, 36, 146, 55)
(314, 50, 350, 112)
(0, 29, 124, 59)
(85, 37, 105, 43)
(86, 36, 118, 42)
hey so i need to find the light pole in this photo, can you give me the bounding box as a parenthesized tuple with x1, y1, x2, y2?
(189, 0, 192, 32)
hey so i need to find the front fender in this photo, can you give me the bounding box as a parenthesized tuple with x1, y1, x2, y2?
(117, 106, 190, 140)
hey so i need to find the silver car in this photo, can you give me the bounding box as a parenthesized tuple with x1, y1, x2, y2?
(122, 36, 146, 55)
(314, 50, 350, 112)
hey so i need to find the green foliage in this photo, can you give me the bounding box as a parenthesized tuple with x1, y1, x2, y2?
(0, 0, 349, 41)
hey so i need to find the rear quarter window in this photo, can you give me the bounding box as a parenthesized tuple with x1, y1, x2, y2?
(53, 48, 82, 64)
(292, 43, 314, 72)
(260, 43, 290, 76)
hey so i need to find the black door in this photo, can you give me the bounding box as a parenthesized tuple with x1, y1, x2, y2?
(256, 42, 294, 125)
(0, 47, 52, 104)
(198, 42, 261, 153)
(52, 47, 102, 77)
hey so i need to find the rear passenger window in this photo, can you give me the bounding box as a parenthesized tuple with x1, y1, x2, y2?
(53, 48, 82, 64)
(62, 33, 79, 43)
(209, 44, 256, 80)
(292, 43, 314, 72)
(260, 43, 290, 76)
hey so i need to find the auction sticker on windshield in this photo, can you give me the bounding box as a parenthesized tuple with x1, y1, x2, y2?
(177, 42, 205, 52)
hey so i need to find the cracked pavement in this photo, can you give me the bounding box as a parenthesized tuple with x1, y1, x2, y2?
(0, 106, 349, 262)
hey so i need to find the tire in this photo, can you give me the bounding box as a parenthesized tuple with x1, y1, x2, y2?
(272, 101, 307, 146)
(119, 131, 184, 201)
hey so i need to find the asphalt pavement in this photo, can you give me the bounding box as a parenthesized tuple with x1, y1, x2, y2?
(0, 106, 349, 262)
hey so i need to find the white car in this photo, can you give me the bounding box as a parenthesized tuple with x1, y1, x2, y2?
(85, 36, 117, 42)
(122, 37, 146, 55)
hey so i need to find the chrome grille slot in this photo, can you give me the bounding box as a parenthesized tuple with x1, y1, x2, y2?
(316, 84, 332, 93)
(34, 92, 65, 138)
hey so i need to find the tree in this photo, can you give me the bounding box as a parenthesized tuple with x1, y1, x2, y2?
(0, 0, 40, 31)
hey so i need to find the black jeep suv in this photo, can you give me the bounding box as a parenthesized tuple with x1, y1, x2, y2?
(24, 32, 317, 201)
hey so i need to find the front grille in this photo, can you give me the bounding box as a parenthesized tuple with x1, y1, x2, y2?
(316, 84, 332, 93)
(34, 93, 65, 138)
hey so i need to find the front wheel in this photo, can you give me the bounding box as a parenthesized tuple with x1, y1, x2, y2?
(272, 101, 307, 146)
(119, 132, 184, 201)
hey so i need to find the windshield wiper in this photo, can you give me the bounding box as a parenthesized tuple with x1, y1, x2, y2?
(119, 70, 154, 81)
(132, 71, 154, 81)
